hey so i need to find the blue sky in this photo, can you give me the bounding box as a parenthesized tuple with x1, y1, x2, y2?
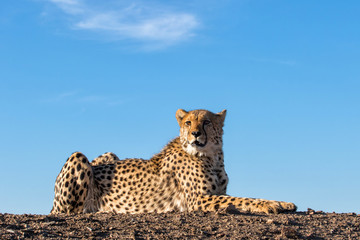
(1, 0, 359, 214)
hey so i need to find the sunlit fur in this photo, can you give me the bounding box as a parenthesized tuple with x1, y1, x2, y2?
(51, 109, 297, 215)
(176, 109, 226, 157)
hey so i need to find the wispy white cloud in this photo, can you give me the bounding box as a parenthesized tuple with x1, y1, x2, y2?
(45, 90, 78, 102)
(49, 0, 84, 14)
(46, 0, 200, 48)
(44, 91, 124, 106)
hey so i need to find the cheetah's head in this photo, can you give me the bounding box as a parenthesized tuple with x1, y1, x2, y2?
(176, 109, 226, 157)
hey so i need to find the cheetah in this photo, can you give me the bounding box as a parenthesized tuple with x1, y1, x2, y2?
(51, 109, 297, 214)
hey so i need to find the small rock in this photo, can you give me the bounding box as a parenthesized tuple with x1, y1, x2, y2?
(43, 221, 56, 226)
(280, 226, 300, 239)
(266, 219, 274, 224)
(307, 208, 315, 215)
(22, 223, 30, 229)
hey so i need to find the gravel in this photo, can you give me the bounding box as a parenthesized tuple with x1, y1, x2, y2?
(1, 209, 359, 239)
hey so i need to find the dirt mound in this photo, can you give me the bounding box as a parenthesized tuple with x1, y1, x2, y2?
(1, 210, 359, 239)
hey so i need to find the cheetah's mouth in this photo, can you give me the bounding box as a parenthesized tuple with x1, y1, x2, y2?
(192, 140, 206, 148)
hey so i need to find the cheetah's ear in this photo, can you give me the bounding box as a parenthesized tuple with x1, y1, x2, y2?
(176, 109, 188, 126)
(216, 109, 227, 124)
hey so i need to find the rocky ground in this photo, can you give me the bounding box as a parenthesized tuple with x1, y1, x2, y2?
(1, 208, 359, 239)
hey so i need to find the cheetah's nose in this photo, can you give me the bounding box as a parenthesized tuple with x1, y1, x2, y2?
(191, 131, 201, 137)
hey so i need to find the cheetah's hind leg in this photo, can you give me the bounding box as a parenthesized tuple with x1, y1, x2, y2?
(91, 152, 120, 166)
(51, 152, 96, 214)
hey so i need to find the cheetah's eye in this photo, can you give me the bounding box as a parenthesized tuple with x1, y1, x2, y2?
(203, 120, 211, 125)
(185, 121, 191, 126)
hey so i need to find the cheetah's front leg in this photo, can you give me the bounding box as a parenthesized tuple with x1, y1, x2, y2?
(51, 152, 97, 214)
(193, 195, 297, 214)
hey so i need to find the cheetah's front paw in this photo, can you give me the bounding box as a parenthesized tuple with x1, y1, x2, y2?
(257, 200, 297, 214)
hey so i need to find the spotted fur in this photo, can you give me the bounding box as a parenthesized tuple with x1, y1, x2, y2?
(51, 109, 297, 214)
